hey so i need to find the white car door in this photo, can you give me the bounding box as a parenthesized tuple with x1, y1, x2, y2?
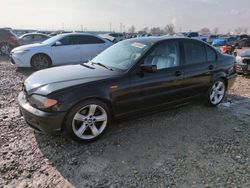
(51, 35, 81, 65)
(78, 35, 110, 62)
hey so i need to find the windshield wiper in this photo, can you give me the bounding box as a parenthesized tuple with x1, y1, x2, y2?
(91, 62, 113, 71)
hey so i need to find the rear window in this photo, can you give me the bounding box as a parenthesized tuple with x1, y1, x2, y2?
(183, 41, 206, 64)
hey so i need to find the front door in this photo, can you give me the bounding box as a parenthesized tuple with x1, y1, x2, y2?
(51, 35, 81, 65)
(116, 40, 185, 114)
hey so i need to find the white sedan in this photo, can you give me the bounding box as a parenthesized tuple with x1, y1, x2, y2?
(10, 33, 113, 70)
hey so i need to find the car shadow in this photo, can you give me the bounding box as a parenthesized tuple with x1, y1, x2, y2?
(34, 94, 250, 187)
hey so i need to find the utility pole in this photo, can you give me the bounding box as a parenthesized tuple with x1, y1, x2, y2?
(109, 23, 112, 32)
(123, 25, 126, 33)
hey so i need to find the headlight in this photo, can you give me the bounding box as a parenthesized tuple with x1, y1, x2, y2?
(13, 49, 30, 55)
(29, 94, 58, 110)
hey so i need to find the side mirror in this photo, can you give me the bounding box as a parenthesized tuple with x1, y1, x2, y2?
(54, 41, 62, 46)
(140, 64, 157, 73)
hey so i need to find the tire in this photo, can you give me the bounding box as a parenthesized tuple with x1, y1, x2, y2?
(64, 99, 111, 142)
(0, 43, 12, 55)
(31, 54, 51, 70)
(205, 79, 226, 106)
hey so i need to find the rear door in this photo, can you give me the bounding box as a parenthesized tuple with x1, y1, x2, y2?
(78, 35, 108, 62)
(181, 39, 214, 97)
(51, 35, 81, 65)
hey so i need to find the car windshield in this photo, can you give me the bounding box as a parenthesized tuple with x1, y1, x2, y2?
(41, 35, 63, 45)
(91, 40, 152, 71)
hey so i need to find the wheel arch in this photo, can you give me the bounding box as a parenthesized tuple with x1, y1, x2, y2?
(61, 96, 114, 131)
(212, 72, 228, 89)
(30, 53, 52, 66)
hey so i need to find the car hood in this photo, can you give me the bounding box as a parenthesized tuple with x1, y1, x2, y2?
(239, 50, 250, 57)
(24, 64, 121, 95)
(12, 43, 45, 52)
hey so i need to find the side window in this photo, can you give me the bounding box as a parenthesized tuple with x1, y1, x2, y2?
(34, 35, 44, 40)
(59, 36, 79, 45)
(144, 41, 179, 70)
(22, 35, 33, 41)
(183, 41, 206, 64)
(79, 35, 105, 44)
(206, 46, 216, 62)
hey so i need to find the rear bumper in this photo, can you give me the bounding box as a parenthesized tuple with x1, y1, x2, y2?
(18, 92, 66, 134)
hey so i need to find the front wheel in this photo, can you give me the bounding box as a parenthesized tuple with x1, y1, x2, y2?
(65, 100, 111, 142)
(31, 54, 51, 70)
(205, 79, 226, 106)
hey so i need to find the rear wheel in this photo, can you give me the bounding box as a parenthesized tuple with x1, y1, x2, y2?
(65, 100, 111, 142)
(205, 79, 226, 106)
(31, 54, 51, 70)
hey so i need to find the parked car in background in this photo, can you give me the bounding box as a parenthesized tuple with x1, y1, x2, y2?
(212, 38, 234, 54)
(101, 33, 125, 43)
(10, 33, 113, 70)
(18, 33, 50, 45)
(239, 34, 250, 40)
(235, 49, 250, 74)
(18, 37, 237, 142)
(234, 38, 250, 49)
(0, 28, 19, 55)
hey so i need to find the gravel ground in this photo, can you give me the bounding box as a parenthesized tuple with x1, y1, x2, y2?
(0, 57, 249, 188)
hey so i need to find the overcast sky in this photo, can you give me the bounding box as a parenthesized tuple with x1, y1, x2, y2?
(1, 0, 250, 33)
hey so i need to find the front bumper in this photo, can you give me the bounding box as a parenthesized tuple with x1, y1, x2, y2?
(236, 63, 250, 74)
(18, 91, 66, 134)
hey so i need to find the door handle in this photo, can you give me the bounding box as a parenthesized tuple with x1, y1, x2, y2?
(175, 70, 182, 77)
(208, 65, 214, 70)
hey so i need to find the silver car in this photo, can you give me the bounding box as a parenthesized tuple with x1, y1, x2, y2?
(18, 33, 50, 45)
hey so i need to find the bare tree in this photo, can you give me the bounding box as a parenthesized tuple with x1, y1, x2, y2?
(213, 27, 219, 34)
(150, 27, 163, 35)
(234, 27, 244, 34)
(142, 27, 149, 33)
(128, 25, 136, 34)
(200, 27, 210, 35)
(164, 24, 175, 35)
(244, 27, 248, 34)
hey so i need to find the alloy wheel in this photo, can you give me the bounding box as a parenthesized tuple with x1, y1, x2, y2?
(0, 44, 10, 55)
(210, 80, 226, 105)
(32, 55, 50, 70)
(72, 104, 108, 140)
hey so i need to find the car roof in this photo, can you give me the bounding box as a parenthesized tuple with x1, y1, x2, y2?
(20, 32, 49, 37)
(58, 32, 99, 37)
(124, 36, 202, 44)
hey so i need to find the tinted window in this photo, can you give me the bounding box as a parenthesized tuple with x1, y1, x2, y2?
(34, 34, 48, 40)
(78, 35, 104, 44)
(206, 46, 216, 62)
(110, 34, 118, 37)
(183, 41, 206, 64)
(188, 32, 199, 37)
(22, 35, 33, 41)
(144, 41, 179, 70)
(59, 36, 79, 45)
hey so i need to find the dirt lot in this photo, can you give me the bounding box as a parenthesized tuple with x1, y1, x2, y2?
(0, 57, 249, 188)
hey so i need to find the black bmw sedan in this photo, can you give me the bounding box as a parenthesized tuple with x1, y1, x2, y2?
(18, 37, 237, 142)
